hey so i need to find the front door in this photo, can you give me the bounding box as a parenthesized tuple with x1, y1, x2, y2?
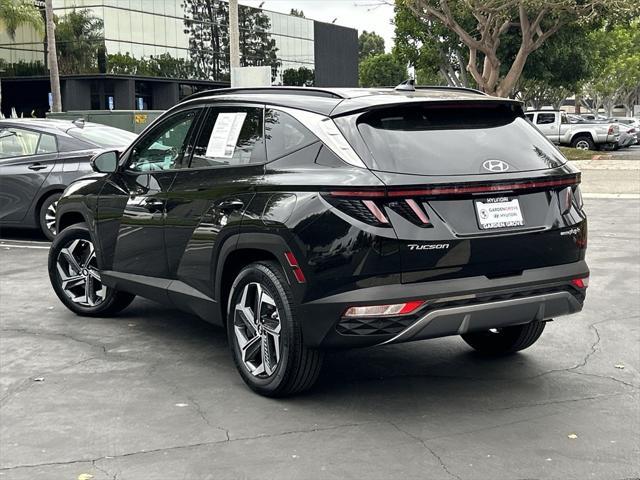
(0, 126, 57, 223)
(97, 108, 202, 278)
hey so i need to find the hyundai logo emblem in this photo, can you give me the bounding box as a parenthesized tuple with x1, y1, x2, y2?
(482, 160, 510, 172)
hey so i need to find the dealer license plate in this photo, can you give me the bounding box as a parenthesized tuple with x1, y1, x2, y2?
(475, 197, 524, 230)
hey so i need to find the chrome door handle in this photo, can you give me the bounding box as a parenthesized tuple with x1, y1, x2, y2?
(28, 163, 48, 171)
(217, 199, 244, 211)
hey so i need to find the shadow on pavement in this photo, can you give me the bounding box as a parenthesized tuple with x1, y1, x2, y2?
(0, 226, 48, 242)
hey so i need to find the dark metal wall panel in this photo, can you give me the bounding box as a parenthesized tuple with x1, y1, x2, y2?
(313, 22, 358, 87)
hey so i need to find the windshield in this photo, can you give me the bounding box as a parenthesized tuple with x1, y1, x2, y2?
(67, 125, 137, 148)
(350, 103, 566, 176)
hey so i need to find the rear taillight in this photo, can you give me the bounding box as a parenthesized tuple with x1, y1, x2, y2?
(608, 125, 616, 135)
(570, 277, 589, 289)
(559, 184, 584, 214)
(329, 196, 431, 227)
(362, 200, 389, 224)
(343, 300, 425, 318)
(573, 185, 583, 210)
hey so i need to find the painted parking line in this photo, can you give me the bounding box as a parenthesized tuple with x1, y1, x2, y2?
(0, 240, 50, 250)
(1, 244, 50, 250)
(583, 193, 640, 199)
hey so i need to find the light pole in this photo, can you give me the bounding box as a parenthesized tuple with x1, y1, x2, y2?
(229, 0, 240, 86)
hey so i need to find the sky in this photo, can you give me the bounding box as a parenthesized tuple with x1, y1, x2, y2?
(240, 0, 396, 51)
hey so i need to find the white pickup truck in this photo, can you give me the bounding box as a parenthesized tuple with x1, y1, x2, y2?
(525, 110, 619, 150)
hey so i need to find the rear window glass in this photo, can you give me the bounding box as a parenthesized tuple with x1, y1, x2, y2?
(67, 125, 137, 148)
(352, 103, 566, 176)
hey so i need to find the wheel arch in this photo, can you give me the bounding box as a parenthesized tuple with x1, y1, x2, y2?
(33, 187, 65, 225)
(215, 233, 302, 326)
(570, 131, 595, 145)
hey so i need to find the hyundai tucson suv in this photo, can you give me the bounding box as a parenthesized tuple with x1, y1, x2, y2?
(0, 119, 136, 239)
(48, 86, 589, 397)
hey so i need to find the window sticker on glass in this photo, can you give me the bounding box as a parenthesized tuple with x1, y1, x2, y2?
(206, 112, 247, 158)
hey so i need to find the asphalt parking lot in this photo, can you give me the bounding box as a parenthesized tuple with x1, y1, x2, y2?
(0, 197, 638, 480)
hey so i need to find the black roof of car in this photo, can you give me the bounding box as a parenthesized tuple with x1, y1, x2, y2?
(180, 86, 522, 117)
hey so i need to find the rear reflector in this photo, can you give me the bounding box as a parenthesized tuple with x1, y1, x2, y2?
(343, 300, 424, 318)
(570, 277, 589, 289)
(284, 251, 306, 283)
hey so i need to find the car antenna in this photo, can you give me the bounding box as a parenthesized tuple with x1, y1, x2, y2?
(72, 118, 86, 128)
(395, 79, 415, 92)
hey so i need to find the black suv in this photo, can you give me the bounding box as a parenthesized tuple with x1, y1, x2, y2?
(48, 86, 589, 396)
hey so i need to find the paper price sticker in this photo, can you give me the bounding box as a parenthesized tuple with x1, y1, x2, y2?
(206, 112, 247, 158)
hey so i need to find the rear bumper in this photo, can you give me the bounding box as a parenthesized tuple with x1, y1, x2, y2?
(298, 260, 588, 348)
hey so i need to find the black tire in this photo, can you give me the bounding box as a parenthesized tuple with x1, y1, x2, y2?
(39, 192, 61, 241)
(48, 223, 135, 317)
(226, 261, 323, 397)
(570, 135, 595, 151)
(461, 321, 546, 355)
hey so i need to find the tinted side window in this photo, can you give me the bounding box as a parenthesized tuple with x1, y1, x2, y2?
(536, 113, 556, 125)
(128, 110, 198, 172)
(265, 109, 318, 161)
(0, 127, 42, 158)
(37, 133, 57, 153)
(190, 106, 264, 169)
(525, 114, 534, 122)
(57, 135, 95, 152)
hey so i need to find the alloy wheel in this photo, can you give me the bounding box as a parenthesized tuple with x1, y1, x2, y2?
(55, 238, 106, 307)
(233, 282, 282, 377)
(575, 140, 590, 150)
(45, 200, 58, 236)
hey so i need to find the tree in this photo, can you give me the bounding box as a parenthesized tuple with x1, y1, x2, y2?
(359, 53, 406, 87)
(282, 66, 314, 86)
(55, 9, 105, 75)
(0, 0, 44, 111)
(44, 0, 61, 112)
(393, 1, 471, 87)
(581, 22, 640, 116)
(359, 30, 385, 60)
(182, 1, 279, 82)
(290, 9, 305, 18)
(514, 23, 596, 108)
(401, 0, 636, 97)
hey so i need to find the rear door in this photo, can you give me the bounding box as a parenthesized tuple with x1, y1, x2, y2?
(336, 102, 584, 283)
(165, 104, 265, 297)
(0, 125, 58, 223)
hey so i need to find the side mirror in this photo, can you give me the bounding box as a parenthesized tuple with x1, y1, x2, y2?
(90, 150, 119, 173)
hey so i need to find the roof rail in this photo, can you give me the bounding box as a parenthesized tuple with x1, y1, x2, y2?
(413, 85, 487, 96)
(182, 86, 347, 103)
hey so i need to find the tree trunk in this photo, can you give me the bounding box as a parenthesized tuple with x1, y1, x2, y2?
(44, 0, 62, 112)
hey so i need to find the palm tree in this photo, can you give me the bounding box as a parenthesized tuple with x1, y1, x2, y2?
(44, 0, 61, 112)
(0, 0, 44, 111)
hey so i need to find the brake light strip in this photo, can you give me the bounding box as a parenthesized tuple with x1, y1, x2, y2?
(329, 176, 579, 198)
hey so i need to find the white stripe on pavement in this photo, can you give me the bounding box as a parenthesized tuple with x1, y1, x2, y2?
(583, 193, 640, 199)
(1, 244, 50, 250)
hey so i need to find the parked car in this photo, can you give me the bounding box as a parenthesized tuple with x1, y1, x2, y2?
(615, 123, 638, 148)
(604, 117, 638, 148)
(0, 119, 137, 239)
(525, 110, 619, 150)
(49, 86, 589, 397)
